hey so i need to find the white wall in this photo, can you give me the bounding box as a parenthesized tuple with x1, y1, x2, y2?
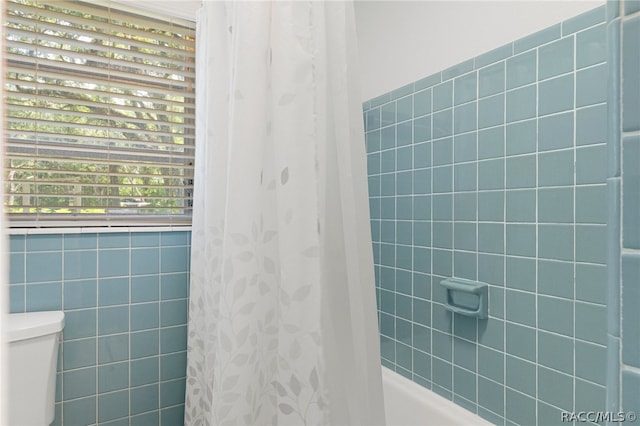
(354, 0, 604, 101)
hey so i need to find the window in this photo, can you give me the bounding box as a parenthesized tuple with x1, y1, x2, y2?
(5, 0, 196, 226)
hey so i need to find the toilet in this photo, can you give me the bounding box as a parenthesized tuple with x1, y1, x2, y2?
(8, 311, 65, 426)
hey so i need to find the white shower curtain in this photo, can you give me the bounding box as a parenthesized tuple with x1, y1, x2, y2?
(185, 2, 385, 425)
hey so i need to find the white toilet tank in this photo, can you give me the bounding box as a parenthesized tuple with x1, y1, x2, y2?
(8, 311, 65, 426)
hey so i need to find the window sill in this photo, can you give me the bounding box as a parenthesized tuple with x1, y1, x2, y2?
(8, 224, 192, 235)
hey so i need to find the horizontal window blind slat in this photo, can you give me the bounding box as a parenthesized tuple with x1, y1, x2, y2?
(6, 92, 196, 120)
(6, 116, 194, 139)
(6, 38, 196, 78)
(6, 16, 196, 59)
(5, 0, 195, 225)
(8, 1, 195, 47)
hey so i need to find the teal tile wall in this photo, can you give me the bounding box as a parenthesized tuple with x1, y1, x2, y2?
(609, 0, 640, 415)
(9, 231, 190, 426)
(364, 6, 608, 425)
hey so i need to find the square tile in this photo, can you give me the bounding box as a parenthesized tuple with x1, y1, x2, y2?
(506, 224, 536, 257)
(64, 279, 97, 310)
(64, 309, 97, 340)
(381, 102, 396, 126)
(63, 338, 97, 370)
(506, 189, 536, 222)
(98, 277, 129, 306)
(381, 126, 396, 150)
(160, 326, 187, 354)
(479, 254, 505, 287)
(478, 190, 504, 221)
(538, 74, 574, 116)
(506, 355, 536, 396)
(506, 155, 536, 189)
(538, 330, 574, 374)
(506, 50, 536, 89)
(98, 334, 129, 364)
(506, 256, 535, 292)
(131, 302, 160, 331)
(576, 185, 607, 224)
(538, 295, 573, 336)
(454, 132, 477, 163)
(414, 141, 431, 168)
(478, 223, 504, 254)
(454, 162, 477, 191)
(98, 249, 129, 279)
(538, 150, 574, 186)
(98, 389, 129, 423)
(63, 396, 96, 426)
(98, 306, 129, 335)
(478, 127, 504, 160)
(575, 340, 607, 385)
(506, 85, 536, 122)
(576, 263, 606, 304)
(479, 62, 505, 98)
(130, 275, 160, 303)
(433, 109, 453, 139)
(538, 112, 574, 152)
(63, 367, 96, 400)
(577, 24, 606, 69)
(131, 330, 160, 359)
(98, 361, 129, 393)
(129, 247, 161, 278)
(478, 346, 504, 383)
(538, 37, 574, 80)
(131, 357, 160, 387)
(478, 94, 505, 129)
(397, 96, 413, 121)
(505, 289, 536, 327)
(576, 224, 607, 263)
(414, 116, 432, 142)
(397, 121, 413, 146)
(538, 187, 574, 223)
(26, 252, 62, 283)
(161, 246, 189, 273)
(414, 89, 432, 117)
(478, 318, 504, 351)
(576, 63, 607, 107)
(506, 119, 536, 155)
(478, 158, 505, 190)
(433, 81, 453, 111)
(538, 366, 573, 411)
(160, 299, 188, 327)
(454, 72, 477, 105)
(538, 259, 574, 298)
(575, 301, 607, 345)
(26, 282, 62, 312)
(576, 145, 607, 184)
(453, 192, 477, 221)
(576, 104, 607, 146)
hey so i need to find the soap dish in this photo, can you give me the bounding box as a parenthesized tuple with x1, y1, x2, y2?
(440, 277, 488, 319)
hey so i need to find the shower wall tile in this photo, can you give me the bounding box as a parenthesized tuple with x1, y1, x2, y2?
(622, 15, 640, 132)
(8, 230, 191, 426)
(364, 6, 607, 424)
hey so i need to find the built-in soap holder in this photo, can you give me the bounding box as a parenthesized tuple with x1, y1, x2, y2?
(440, 278, 488, 319)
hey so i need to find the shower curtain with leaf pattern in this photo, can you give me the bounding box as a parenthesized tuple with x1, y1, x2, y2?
(184, 2, 385, 425)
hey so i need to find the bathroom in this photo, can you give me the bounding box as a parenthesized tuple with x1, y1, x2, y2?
(2, 0, 639, 425)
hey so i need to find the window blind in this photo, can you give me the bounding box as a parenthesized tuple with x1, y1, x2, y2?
(5, 0, 196, 226)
